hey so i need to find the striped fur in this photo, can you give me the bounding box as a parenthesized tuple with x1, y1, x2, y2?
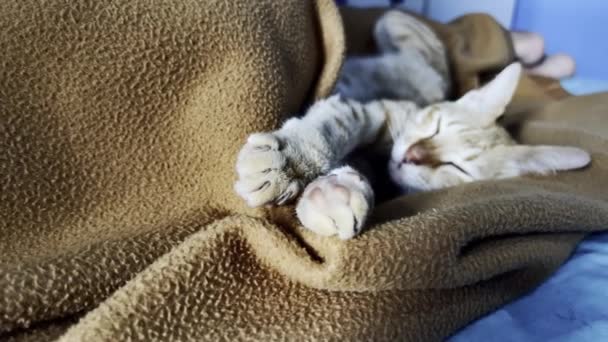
(335, 11, 450, 105)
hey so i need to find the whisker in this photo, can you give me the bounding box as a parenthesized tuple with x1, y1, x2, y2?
(440, 161, 472, 177)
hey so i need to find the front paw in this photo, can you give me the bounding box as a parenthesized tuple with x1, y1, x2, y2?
(234, 133, 303, 207)
(296, 167, 374, 240)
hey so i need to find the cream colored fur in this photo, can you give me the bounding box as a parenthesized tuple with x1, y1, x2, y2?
(234, 13, 591, 240)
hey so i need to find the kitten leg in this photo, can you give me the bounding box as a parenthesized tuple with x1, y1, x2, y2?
(336, 51, 447, 105)
(235, 96, 385, 207)
(373, 10, 450, 103)
(374, 10, 448, 76)
(296, 166, 374, 240)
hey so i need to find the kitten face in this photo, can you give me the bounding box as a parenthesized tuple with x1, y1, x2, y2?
(388, 103, 514, 191)
(388, 63, 591, 192)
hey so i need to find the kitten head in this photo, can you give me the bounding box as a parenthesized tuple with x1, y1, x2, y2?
(389, 63, 591, 192)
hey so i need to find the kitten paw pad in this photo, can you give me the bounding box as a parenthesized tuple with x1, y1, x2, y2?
(296, 167, 373, 240)
(234, 133, 302, 207)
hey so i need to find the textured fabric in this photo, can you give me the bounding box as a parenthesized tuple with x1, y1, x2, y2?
(451, 232, 608, 342)
(1, 2, 608, 341)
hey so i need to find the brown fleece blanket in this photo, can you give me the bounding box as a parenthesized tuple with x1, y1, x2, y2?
(1, 1, 608, 341)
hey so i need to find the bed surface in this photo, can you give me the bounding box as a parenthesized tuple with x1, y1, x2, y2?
(451, 232, 608, 341)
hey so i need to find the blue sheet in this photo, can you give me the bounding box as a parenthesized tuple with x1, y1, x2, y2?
(450, 233, 608, 342)
(562, 77, 608, 96)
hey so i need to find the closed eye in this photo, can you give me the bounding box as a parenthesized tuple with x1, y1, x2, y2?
(440, 161, 471, 177)
(428, 117, 441, 139)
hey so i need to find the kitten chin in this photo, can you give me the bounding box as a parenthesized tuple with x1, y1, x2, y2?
(388, 160, 421, 196)
(347, 152, 405, 203)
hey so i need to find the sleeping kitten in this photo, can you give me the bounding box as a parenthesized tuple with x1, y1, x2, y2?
(234, 12, 591, 240)
(235, 63, 590, 239)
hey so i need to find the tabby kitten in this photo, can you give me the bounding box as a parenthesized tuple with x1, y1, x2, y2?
(234, 12, 590, 240)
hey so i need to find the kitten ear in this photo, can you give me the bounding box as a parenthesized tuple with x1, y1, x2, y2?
(457, 63, 522, 124)
(501, 145, 591, 175)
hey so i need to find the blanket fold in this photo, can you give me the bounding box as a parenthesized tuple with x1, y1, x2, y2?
(1, 1, 607, 341)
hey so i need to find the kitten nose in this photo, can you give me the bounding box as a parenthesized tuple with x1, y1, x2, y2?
(404, 144, 428, 165)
